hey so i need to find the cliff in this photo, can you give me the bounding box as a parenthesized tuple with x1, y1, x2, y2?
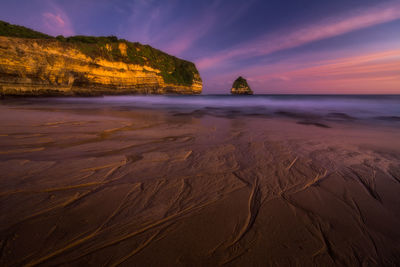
(0, 21, 202, 96)
(231, 76, 253, 95)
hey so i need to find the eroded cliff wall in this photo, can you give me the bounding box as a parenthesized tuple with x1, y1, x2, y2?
(0, 35, 202, 96)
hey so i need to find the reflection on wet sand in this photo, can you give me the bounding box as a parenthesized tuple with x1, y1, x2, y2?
(0, 100, 400, 266)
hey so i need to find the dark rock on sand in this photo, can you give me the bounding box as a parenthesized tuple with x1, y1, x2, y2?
(297, 121, 331, 128)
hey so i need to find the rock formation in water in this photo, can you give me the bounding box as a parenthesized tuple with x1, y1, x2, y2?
(0, 20, 202, 96)
(231, 76, 253, 95)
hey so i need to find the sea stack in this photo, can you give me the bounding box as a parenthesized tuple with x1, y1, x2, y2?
(231, 76, 253, 95)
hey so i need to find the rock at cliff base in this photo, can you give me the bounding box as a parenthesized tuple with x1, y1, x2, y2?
(231, 76, 253, 95)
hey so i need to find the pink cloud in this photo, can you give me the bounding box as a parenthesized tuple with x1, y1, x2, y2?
(248, 49, 400, 94)
(196, 2, 400, 70)
(162, 14, 216, 55)
(41, 6, 74, 36)
(122, 0, 255, 57)
(158, 0, 227, 56)
(203, 48, 400, 94)
(121, 0, 215, 55)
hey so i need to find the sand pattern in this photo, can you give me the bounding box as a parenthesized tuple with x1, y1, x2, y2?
(0, 101, 399, 266)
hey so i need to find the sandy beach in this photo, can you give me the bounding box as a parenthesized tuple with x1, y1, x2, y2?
(1, 97, 400, 266)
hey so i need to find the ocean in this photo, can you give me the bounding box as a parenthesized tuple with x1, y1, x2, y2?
(14, 95, 400, 126)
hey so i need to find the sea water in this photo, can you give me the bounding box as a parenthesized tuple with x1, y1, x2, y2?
(5, 95, 400, 125)
(50, 95, 400, 119)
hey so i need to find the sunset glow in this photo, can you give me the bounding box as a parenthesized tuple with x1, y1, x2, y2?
(2, 1, 400, 266)
(1, 0, 399, 93)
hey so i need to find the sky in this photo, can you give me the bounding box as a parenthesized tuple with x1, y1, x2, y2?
(1, 0, 400, 94)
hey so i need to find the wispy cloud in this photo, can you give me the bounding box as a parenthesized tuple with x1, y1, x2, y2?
(119, 0, 165, 44)
(246, 49, 400, 94)
(161, 0, 256, 56)
(196, 2, 400, 70)
(161, 13, 216, 55)
(41, 2, 74, 36)
(202, 47, 400, 94)
(120, 0, 255, 56)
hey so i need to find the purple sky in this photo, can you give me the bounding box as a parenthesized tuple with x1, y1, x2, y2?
(1, 0, 400, 94)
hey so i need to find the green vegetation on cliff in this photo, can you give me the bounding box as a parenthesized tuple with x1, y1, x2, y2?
(231, 76, 253, 95)
(57, 35, 198, 86)
(0, 20, 52, 39)
(232, 76, 249, 89)
(0, 20, 200, 86)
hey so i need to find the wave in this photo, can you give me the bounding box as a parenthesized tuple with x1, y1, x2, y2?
(6, 95, 397, 127)
(52, 95, 400, 120)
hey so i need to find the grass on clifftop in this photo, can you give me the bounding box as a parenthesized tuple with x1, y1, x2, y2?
(58, 35, 198, 86)
(233, 76, 249, 88)
(0, 20, 200, 86)
(0, 20, 52, 39)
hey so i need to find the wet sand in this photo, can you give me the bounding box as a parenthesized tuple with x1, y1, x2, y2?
(0, 99, 400, 266)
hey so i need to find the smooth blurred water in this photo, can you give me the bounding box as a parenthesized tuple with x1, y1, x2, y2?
(50, 95, 400, 120)
(3, 95, 400, 125)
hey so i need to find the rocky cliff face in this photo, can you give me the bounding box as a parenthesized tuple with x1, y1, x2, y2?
(231, 76, 253, 95)
(0, 21, 202, 96)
